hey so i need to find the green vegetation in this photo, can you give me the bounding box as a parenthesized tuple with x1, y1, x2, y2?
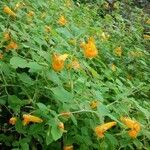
(0, 0, 150, 149)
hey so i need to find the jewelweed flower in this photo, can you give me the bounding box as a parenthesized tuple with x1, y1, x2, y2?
(4, 32, 11, 41)
(3, 6, 16, 17)
(114, 46, 122, 57)
(63, 145, 73, 150)
(45, 25, 51, 33)
(60, 112, 72, 118)
(58, 15, 67, 26)
(27, 11, 34, 17)
(111, 64, 116, 72)
(101, 32, 110, 41)
(120, 117, 141, 138)
(52, 53, 68, 71)
(0, 53, 3, 60)
(58, 122, 64, 130)
(68, 59, 80, 70)
(90, 100, 99, 109)
(146, 19, 150, 25)
(23, 114, 43, 125)
(6, 41, 18, 50)
(9, 117, 17, 125)
(95, 121, 116, 138)
(143, 34, 150, 40)
(81, 37, 98, 58)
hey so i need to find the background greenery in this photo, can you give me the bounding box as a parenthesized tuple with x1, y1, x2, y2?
(0, 0, 150, 149)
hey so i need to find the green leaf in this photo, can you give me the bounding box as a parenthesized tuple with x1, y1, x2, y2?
(51, 124, 62, 141)
(28, 62, 43, 72)
(51, 87, 73, 102)
(10, 57, 28, 69)
(18, 73, 34, 85)
(8, 95, 25, 113)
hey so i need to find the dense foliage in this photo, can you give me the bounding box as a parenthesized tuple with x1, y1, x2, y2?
(0, 0, 150, 149)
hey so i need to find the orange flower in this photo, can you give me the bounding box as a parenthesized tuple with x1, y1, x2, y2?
(4, 32, 11, 41)
(146, 19, 150, 25)
(114, 46, 122, 57)
(101, 32, 110, 41)
(6, 41, 18, 50)
(63, 145, 73, 150)
(0, 53, 4, 60)
(95, 121, 116, 138)
(68, 59, 80, 70)
(3, 6, 16, 17)
(120, 117, 141, 138)
(81, 37, 98, 58)
(58, 15, 67, 26)
(143, 34, 150, 40)
(90, 100, 99, 109)
(58, 122, 64, 130)
(52, 53, 68, 71)
(23, 114, 43, 125)
(60, 112, 71, 116)
(45, 25, 51, 33)
(27, 11, 34, 17)
(9, 117, 17, 125)
(111, 64, 116, 72)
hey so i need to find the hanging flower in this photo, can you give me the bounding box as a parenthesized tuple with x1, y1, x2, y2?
(45, 25, 51, 33)
(3, 6, 16, 17)
(120, 117, 141, 138)
(9, 117, 17, 125)
(81, 37, 98, 58)
(60, 112, 72, 118)
(95, 121, 116, 138)
(14, 2, 25, 10)
(27, 11, 34, 17)
(23, 114, 43, 125)
(110, 64, 116, 72)
(143, 34, 150, 40)
(58, 15, 67, 26)
(114, 46, 122, 57)
(101, 32, 110, 41)
(6, 41, 18, 50)
(67, 59, 80, 70)
(90, 100, 99, 109)
(52, 53, 68, 71)
(63, 145, 73, 150)
(58, 122, 65, 131)
(0, 53, 3, 60)
(146, 19, 150, 25)
(3, 32, 11, 41)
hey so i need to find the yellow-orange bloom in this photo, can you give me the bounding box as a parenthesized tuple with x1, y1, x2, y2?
(4, 32, 11, 41)
(81, 37, 98, 58)
(45, 25, 51, 33)
(101, 32, 110, 41)
(90, 100, 99, 109)
(143, 34, 150, 40)
(58, 15, 67, 26)
(120, 117, 141, 138)
(146, 19, 150, 25)
(0, 53, 3, 60)
(95, 121, 116, 138)
(111, 63, 116, 72)
(67, 59, 80, 70)
(3, 6, 16, 17)
(60, 112, 72, 118)
(9, 117, 17, 125)
(23, 114, 43, 125)
(6, 41, 18, 50)
(58, 122, 64, 130)
(27, 11, 34, 17)
(52, 53, 68, 71)
(63, 145, 73, 150)
(114, 46, 122, 57)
